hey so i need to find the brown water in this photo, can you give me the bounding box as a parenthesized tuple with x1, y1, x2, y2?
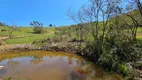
(0, 51, 123, 80)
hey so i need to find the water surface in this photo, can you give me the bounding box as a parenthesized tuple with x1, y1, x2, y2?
(0, 51, 123, 80)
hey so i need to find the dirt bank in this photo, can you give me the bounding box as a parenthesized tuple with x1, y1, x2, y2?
(0, 37, 8, 41)
(0, 44, 38, 53)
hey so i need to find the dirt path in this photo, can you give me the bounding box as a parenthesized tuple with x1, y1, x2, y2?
(0, 37, 8, 40)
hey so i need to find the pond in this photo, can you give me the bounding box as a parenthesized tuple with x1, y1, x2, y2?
(0, 51, 123, 80)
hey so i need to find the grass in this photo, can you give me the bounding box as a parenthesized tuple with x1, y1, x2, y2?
(137, 28, 142, 44)
(0, 26, 33, 37)
(6, 33, 54, 44)
(0, 27, 54, 44)
(137, 27, 142, 33)
(0, 25, 142, 44)
(0, 26, 55, 44)
(137, 35, 142, 44)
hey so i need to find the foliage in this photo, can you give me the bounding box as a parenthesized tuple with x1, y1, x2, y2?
(53, 27, 72, 42)
(99, 39, 142, 76)
(68, 0, 142, 78)
(0, 23, 20, 39)
(49, 24, 53, 27)
(30, 21, 46, 34)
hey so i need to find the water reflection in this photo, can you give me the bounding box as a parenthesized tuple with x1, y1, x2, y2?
(30, 56, 43, 65)
(0, 51, 123, 80)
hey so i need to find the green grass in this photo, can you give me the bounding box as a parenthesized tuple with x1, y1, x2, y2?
(0, 26, 56, 37)
(0, 26, 55, 44)
(137, 27, 142, 33)
(6, 34, 53, 44)
(1, 25, 142, 44)
(1, 26, 54, 44)
(0, 26, 34, 37)
(137, 35, 142, 44)
(137, 27, 142, 44)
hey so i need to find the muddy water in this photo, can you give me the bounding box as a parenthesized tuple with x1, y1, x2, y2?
(0, 51, 123, 80)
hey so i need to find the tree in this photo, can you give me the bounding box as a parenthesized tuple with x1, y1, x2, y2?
(6, 23, 19, 39)
(117, 0, 142, 41)
(68, 27, 72, 39)
(68, 0, 120, 61)
(68, 0, 142, 77)
(132, 0, 142, 17)
(49, 24, 53, 27)
(30, 21, 45, 34)
(30, 56, 43, 65)
(8, 27, 18, 39)
(74, 23, 87, 45)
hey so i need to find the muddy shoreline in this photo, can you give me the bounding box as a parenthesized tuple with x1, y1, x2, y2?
(0, 44, 39, 53)
(0, 43, 142, 80)
(0, 43, 82, 54)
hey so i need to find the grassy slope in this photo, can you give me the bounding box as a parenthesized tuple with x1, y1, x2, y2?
(0, 26, 141, 44)
(0, 26, 141, 45)
(0, 26, 33, 37)
(6, 34, 53, 44)
(0, 10, 142, 44)
(0, 26, 55, 44)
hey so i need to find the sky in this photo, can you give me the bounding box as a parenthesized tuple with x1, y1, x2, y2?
(0, 0, 88, 27)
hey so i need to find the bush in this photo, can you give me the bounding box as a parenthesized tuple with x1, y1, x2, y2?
(30, 21, 46, 34)
(1, 29, 7, 32)
(84, 32, 142, 77)
(33, 27, 46, 34)
(98, 39, 142, 77)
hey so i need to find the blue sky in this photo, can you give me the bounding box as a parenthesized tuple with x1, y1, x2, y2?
(0, 0, 88, 26)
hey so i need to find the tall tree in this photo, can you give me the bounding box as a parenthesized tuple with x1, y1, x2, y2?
(68, 0, 121, 61)
(118, 0, 142, 41)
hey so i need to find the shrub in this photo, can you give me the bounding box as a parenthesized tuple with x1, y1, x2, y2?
(1, 29, 7, 32)
(33, 27, 46, 34)
(98, 39, 142, 77)
(30, 21, 45, 34)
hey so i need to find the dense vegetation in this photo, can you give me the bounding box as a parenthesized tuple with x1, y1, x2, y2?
(59, 0, 142, 79)
(0, 0, 142, 80)
(68, 0, 142, 79)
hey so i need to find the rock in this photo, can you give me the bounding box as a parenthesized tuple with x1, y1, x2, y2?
(0, 66, 4, 70)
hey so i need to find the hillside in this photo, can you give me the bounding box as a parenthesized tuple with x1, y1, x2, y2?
(0, 10, 142, 45)
(0, 26, 55, 44)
